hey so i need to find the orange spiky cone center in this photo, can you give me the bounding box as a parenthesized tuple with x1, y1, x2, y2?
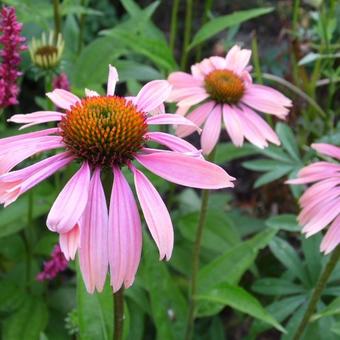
(204, 69, 245, 104)
(60, 96, 148, 167)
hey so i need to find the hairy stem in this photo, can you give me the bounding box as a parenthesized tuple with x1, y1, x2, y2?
(180, 0, 193, 70)
(293, 246, 340, 340)
(53, 0, 62, 40)
(114, 288, 125, 340)
(169, 0, 180, 52)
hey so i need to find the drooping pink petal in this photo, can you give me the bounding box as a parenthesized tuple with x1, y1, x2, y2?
(107, 65, 118, 96)
(59, 224, 80, 260)
(312, 143, 340, 160)
(146, 131, 201, 156)
(320, 216, 340, 254)
(222, 104, 244, 147)
(168, 72, 203, 88)
(147, 113, 200, 132)
(200, 104, 222, 155)
(136, 152, 235, 189)
(46, 89, 80, 111)
(132, 166, 173, 260)
(0, 152, 74, 206)
(47, 162, 90, 233)
(85, 88, 100, 97)
(79, 168, 109, 293)
(109, 167, 142, 292)
(8, 111, 64, 129)
(0, 128, 59, 147)
(135, 80, 172, 113)
(242, 84, 291, 119)
(167, 87, 207, 103)
(0, 136, 63, 174)
(177, 93, 209, 107)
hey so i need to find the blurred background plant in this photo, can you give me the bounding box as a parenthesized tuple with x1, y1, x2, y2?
(0, 0, 339, 339)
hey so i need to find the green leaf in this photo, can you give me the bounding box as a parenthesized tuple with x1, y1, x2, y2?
(197, 283, 285, 332)
(188, 7, 274, 50)
(198, 228, 277, 293)
(252, 278, 305, 295)
(269, 237, 309, 286)
(114, 60, 162, 81)
(254, 165, 293, 187)
(312, 297, 340, 321)
(2, 296, 48, 339)
(76, 262, 113, 340)
(276, 123, 300, 161)
(258, 145, 292, 162)
(215, 142, 257, 164)
(243, 159, 287, 171)
(266, 214, 301, 232)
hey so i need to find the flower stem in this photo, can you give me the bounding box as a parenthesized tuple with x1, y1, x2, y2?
(180, 0, 193, 70)
(53, 0, 62, 39)
(114, 287, 124, 340)
(169, 0, 180, 52)
(185, 151, 215, 340)
(293, 246, 340, 340)
(78, 0, 86, 54)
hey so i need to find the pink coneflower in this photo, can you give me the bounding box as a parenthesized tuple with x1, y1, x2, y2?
(0, 65, 234, 293)
(36, 244, 68, 281)
(0, 6, 26, 109)
(287, 143, 340, 254)
(168, 45, 292, 154)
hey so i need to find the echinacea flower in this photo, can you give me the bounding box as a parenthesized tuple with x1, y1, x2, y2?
(0, 6, 26, 108)
(29, 31, 64, 70)
(168, 45, 292, 154)
(36, 244, 68, 281)
(0, 65, 234, 293)
(287, 143, 340, 254)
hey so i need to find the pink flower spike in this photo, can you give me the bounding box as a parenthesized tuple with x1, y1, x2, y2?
(47, 162, 90, 233)
(136, 152, 235, 189)
(8, 111, 64, 129)
(201, 104, 222, 155)
(135, 80, 172, 113)
(46, 89, 80, 110)
(312, 143, 340, 160)
(107, 65, 118, 96)
(79, 168, 109, 293)
(59, 224, 80, 261)
(109, 167, 142, 292)
(132, 166, 173, 260)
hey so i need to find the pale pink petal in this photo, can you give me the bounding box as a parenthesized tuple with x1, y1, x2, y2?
(177, 93, 209, 107)
(147, 114, 201, 132)
(197, 58, 214, 75)
(149, 103, 165, 116)
(201, 104, 222, 155)
(146, 131, 201, 156)
(225, 47, 252, 74)
(135, 80, 172, 112)
(176, 101, 214, 138)
(0, 128, 59, 147)
(0, 136, 63, 174)
(168, 72, 203, 88)
(46, 89, 80, 111)
(242, 84, 292, 118)
(59, 224, 80, 260)
(167, 87, 207, 102)
(136, 152, 235, 189)
(85, 88, 100, 97)
(132, 166, 173, 260)
(191, 64, 205, 79)
(209, 56, 227, 69)
(47, 162, 90, 233)
(176, 106, 191, 116)
(312, 143, 340, 160)
(107, 65, 119, 96)
(0, 152, 74, 206)
(320, 216, 340, 254)
(222, 104, 244, 147)
(8, 111, 64, 129)
(241, 105, 280, 145)
(109, 167, 142, 292)
(79, 168, 109, 293)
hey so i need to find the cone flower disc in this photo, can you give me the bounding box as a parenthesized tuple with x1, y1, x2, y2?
(0, 65, 235, 293)
(287, 143, 340, 254)
(168, 45, 292, 154)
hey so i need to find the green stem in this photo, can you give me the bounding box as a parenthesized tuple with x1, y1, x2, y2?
(78, 0, 86, 54)
(114, 288, 125, 340)
(293, 246, 340, 340)
(53, 0, 62, 39)
(185, 151, 215, 340)
(180, 0, 193, 70)
(169, 0, 180, 52)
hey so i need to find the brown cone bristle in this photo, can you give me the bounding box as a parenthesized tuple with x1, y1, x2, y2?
(204, 69, 245, 104)
(35, 46, 58, 57)
(60, 96, 148, 167)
